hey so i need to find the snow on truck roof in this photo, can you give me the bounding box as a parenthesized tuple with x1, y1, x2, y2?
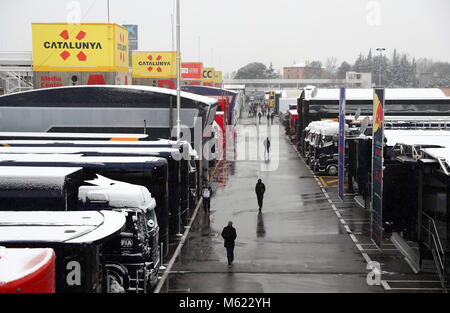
(0, 132, 149, 139)
(79, 175, 156, 212)
(0, 85, 219, 106)
(384, 129, 450, 147)
(422, 147, 450, 169)
(0, 166, 82, 178)
(0, 146, 183, 158)
(0, 166, 82, 198)
(0, 154, 165, 164)
(0, 210, 126, 244)
(309, 88, 448, 101)
(0, 139, 198, 158)
(306, 120, 337, 134)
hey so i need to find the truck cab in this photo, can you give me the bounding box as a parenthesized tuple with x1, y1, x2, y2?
(78, 175, 160, 292)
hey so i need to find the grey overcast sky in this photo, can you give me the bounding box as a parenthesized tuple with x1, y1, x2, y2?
(0, 0, 449, 75)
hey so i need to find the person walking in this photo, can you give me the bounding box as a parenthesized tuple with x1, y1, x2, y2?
(258, 111, 262, 124)
(270, 112, 275, 125)
(202, 182, 212, 213)
(221, 221, 237, 268)
(263, 137, 271, 160)
(255, 179, 266, 211)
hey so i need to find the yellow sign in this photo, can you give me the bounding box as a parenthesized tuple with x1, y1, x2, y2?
(202, 68, 215, 82)
(132, 51, 177, 78)
(269, 90, 275, 107)
(32, 23, 128, 73)
(115, 25, 129, 70)
(214, 71, 222, 83)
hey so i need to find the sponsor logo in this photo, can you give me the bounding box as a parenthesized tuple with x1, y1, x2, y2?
(373, 94, 383, 133)
(43, 29, 102, 62)
(138, 55, 171, 73)
(116, 32, 127, 63)
(203, 70, 213, 79)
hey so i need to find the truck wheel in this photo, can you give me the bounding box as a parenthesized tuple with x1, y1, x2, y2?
(326, 164, 338, 176)
(107, 272, 125, 293)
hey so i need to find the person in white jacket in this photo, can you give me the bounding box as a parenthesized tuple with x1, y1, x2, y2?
(202, 182, 212, 213)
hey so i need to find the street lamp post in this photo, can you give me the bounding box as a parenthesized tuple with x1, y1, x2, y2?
(376, 48, 386, 87)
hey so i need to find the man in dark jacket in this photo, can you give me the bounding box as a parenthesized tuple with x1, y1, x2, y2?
(255, 179, 266, 211)
(263, 137, 271, 160)
(221, 221, 237, 268)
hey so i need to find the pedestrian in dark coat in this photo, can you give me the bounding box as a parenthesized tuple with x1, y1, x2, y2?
(221, 221, 237, 268)
(255, 179, 266, 211)
(258, 112, 262, 123)
(263, 137, 271, 160)
(270, 112, 275, 124)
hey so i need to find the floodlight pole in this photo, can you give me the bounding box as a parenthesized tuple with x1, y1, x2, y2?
(376, 48, 385, 87)
(176, 0, 181, 142)
(175, 0, 183, 238)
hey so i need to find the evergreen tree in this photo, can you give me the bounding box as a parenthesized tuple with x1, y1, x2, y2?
(337, 61, 352, 79)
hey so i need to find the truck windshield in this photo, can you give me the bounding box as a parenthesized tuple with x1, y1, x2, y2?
(121, 210, 147, 243)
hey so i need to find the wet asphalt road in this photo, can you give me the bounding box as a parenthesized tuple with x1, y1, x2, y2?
(165, 115, 384, 293)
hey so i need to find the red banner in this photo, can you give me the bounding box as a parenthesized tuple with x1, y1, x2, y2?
(181, 62, 203, 80)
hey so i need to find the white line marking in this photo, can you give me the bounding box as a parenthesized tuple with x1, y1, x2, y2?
(359, 243, 395, 246)
(350, 234, 358, 243)
(363, 249, 398, 251)
(291, 140, 379, 280)
(384, 280, 441, 283)
(154, 198, 203, 293)
(386, 287, 444, 291)
(362, 253, 372, 263)
(344, 225, 352, 233)
(380, 280, 391, 290)
(343, 218, 370, 221)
